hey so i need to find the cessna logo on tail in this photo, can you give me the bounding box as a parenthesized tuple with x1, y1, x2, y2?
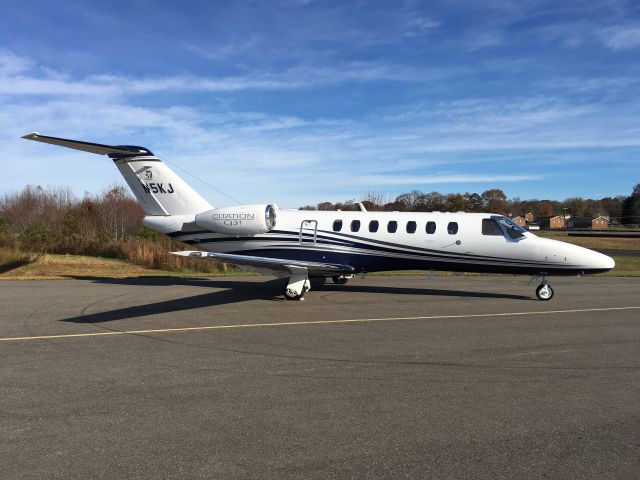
(141, 182, 175, 194)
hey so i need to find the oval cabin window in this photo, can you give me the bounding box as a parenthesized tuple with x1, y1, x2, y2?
(426, 221, 436, 234)
(447, 222, 458, 235)
(406, 221, 417, 233)
(369, 220, 379, 232)
(351, 220, 361, 232)
(332, 220, 342, 232)
(387, 221, 398, 233)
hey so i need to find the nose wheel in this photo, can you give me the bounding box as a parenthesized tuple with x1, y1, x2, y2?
(535, 282, 554, 301)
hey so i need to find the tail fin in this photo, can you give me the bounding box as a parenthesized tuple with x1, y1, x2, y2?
(22, 133, 212, 216)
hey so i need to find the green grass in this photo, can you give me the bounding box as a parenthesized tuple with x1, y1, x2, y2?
(601, 256, 640, 277)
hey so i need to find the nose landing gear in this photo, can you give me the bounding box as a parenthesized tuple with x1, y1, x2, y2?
(535, 279, 554, 301)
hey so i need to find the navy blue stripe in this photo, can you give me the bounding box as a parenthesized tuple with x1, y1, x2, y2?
(174, 231, 555, 267)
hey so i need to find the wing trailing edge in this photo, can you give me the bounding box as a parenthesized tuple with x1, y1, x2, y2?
(171, 251, 354, 275)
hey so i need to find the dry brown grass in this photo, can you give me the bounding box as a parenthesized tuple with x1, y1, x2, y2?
(0, 246, 41, 274)
(121, 239, 234, 273)
(0, 252, 245, 280)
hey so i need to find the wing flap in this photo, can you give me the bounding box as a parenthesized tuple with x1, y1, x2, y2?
(171, 251, 354, 275)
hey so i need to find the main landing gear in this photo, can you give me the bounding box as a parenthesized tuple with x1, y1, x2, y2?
(283, 266, 311, 301)
(534, 277, 554, 301)
(332, 274, 353, 285)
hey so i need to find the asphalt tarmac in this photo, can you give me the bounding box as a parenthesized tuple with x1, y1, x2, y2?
(1, 275, 639, 479)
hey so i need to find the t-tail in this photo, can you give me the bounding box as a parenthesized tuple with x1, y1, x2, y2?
(21, 133, 212, 217)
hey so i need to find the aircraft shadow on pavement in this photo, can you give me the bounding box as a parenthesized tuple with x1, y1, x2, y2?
(59, 276, 531, 324)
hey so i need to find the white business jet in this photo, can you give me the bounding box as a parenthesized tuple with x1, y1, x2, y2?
(22, 133, 615, 301)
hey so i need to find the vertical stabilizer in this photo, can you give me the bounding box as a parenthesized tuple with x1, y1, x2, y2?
(22, 133, 213, 216)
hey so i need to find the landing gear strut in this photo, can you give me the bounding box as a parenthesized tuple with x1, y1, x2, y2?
(535, 280, 554, 301)
(283, 267, 311, 301)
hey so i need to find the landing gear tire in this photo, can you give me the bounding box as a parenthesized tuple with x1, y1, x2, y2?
(283, 278, 310, 301)
(536, 283, 554, 301)
(332, 274, 352, 285)
(284, 287, 304, 301)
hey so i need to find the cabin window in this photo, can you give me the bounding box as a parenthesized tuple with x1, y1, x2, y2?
(387, 221, 398, 233)
(369, 220, 379, 232)
(351, 220, 361, 232)
(447, 222, 458, 235)
(332, 220, 342, 232)
(426, 221, 436, 234)
(406, 221, 417, 234)
(482, 219, 502, 236)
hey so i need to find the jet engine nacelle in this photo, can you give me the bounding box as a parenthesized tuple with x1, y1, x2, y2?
(195, 204, 277, 234)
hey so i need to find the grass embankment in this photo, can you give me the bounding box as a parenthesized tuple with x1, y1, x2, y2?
(0, 252, 249, 280)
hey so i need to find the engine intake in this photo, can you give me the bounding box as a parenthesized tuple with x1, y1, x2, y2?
(195, 204, 277, 234)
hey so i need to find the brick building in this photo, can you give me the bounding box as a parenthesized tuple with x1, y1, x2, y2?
(539, 216, 565, 229)
(592, 216, 609, 229)
(511, 216, 526, 227)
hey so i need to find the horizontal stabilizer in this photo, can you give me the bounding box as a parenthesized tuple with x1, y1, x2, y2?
(171, 251, 354, 275)
(21, 132, 150, 157)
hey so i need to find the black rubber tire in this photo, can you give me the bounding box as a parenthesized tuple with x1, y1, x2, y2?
(284, 288, 303, 300)
(332, 275, 349, 285)
(535, 284, 554, 301)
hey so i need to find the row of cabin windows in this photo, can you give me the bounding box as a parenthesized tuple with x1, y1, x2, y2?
(332, 219, 458, 235)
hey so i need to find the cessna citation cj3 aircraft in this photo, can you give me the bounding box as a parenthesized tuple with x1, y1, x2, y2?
(23, 133, 615, 301)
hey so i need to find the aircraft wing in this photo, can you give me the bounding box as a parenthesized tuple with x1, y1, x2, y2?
(171, 251, 354, 276)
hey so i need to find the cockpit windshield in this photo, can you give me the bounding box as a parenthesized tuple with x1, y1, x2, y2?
(495, 216, 527, 239)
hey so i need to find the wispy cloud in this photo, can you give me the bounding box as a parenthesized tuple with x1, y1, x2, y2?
(0, 50, 435, 98)
(355, 174, 541, 186)
(599, 24, 640, 50)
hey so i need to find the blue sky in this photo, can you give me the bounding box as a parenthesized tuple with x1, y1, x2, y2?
(1, 0, 639, 207)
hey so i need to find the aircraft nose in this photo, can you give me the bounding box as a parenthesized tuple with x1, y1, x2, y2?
(595, 252, 615, 271)
(579, 246, 615, 272)
(564, 242, 615, 273)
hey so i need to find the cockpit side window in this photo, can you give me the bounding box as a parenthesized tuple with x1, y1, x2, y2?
(482, 219, 503, 236)
(495, 217, 526, 239)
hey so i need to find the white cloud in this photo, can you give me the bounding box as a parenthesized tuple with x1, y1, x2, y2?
(599, 24, 640, 50)
(0, 49, 35, 76)
(3, 48, 640, 205)
(0, 50, 435, 99)
(355, 174, 541, 186)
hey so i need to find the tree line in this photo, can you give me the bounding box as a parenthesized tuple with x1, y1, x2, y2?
(301, 186, 640, 225)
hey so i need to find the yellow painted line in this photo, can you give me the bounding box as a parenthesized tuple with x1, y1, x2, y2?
(1, 306, 639, 343)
